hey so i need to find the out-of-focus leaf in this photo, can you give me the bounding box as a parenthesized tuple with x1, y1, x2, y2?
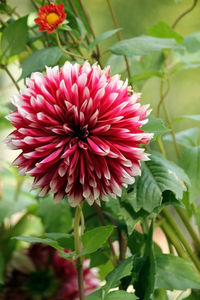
(82, 225, 114, 255)
(89, 29, 121, 53)
(163, 128, 199, 148)
(147, 21, 183, 43)
(180, 146, 200, 203)
(174, 114, 200, 123)
(1, 16, 28, 58)
(19, 47, 63, 79)
(130, 70, 162, 83)
(142, 116, 170, 139)
(106, 54, 126, 75)
(37, 197, 72, 233)
(155, 254, 200, 290)
(110, 36, 180, 57)
(182, 32, 200, 53)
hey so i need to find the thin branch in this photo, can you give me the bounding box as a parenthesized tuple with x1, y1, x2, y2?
(172, 0, 198, 29)
(106, 0, 131, 79)
(55, 31, 86, 60)
(0, 64, 20, 92)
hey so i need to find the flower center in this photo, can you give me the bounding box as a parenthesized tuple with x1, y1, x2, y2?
(46, 12, 60, 25)
(75, 125, 89, 141)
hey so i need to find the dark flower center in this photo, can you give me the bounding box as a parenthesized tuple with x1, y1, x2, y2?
(27, 271, 52, 296)
(74, 125, 89, 141)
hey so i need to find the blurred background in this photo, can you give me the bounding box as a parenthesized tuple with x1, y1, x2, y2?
(0, 1, 200, 298)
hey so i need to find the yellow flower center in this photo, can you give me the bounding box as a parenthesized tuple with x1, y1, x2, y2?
(46, 12, 60, 25)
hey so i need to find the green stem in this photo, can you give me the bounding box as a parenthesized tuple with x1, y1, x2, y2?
(105, 0, 131, 79)
(157, 78, 170, 118)
(68, 0, 91, 45)
(74, 205, 85, 300)
(162, 208, 200, 272)
(161, 220, 188, 260)
(0, 64, 20, 92)
(162, 100, 181, 160)
(172, 0, 198, 29)
(175, 207, 200, 250)
(55, 31, 86, 60)
(78, 0, 101, 59)
(157, 78, 181, 159)
(157, 136, 167, 159)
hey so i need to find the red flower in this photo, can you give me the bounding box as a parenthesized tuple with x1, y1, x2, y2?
(53, 250, 99, 299)
(6, 61, 153, 206)
(34, 3, 66, 33)
(1, 244, 99, 300)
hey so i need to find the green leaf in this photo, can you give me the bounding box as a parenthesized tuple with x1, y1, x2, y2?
(155, 254, 200, 290)
(85, 289, 102, 300)
(146, 21, 183, 43)
(89, 29, 121, 53)
(1, 16, 28, 58)
(134, 221, 156, 300)
(110, 36, 180, 57)
(13, 236, 63, 251)
(103, 256, 134, 294)
(19, 47, 63, 79)
(130, 152, 188, 212)
(45, 233, 74, 250)
(180, 146, 200, 203)
(105, 291, 138, 300)
(37, 197, 72, 233)
(81, 225, 114, 255)
(174, 114, 200, 123)
(182, 32, 200, 53)
(163, 128, 199, 148)
(142, 116, 170, 139)
(106, 54, 126, 75)
(130, 70, 162, 83)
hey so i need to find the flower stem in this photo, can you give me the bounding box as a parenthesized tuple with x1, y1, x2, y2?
(55, 31, 86, 60)
(74, 205, 85, 300)
(162, 208, 200, 272)
(172, 0, 198, 29)
(105, 0, 131, 79)
(0, 64, 20, 92)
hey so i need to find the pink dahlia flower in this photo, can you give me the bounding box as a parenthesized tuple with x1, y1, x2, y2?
(6, 61, 153, 206)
